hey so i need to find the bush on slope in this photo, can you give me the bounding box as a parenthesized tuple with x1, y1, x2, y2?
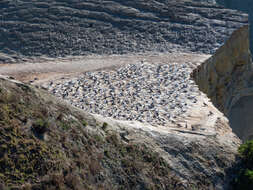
(233, 140, 253, 189)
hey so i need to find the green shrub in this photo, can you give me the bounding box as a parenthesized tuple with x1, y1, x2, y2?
(102, 122, 108, 130)
(234, 140, 253, 189)
(32, 119, 49, 136)
(234, 169, 253, 189)
(82, 120, 88, 127)
(245, 169, 253, 181)
(239, 140, 253, 168)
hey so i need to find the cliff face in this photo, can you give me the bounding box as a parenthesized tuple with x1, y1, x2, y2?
(192, 25, 253, 141)
(0, 0, 248, 63)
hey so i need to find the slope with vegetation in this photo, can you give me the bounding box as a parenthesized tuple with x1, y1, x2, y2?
(0, 67, 243, 189)
(0, 0, 251, 189)
(233, 140, 253, 190)
(0, 76, 184, 190)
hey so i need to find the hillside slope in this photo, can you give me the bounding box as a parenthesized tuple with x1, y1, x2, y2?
(0, 76, 185, 190)
(0, 0, 248, 63)
(0, 51, 241, 189)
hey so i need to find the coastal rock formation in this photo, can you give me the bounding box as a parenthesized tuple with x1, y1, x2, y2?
(192, 25, 253, 141)
(36, 26, 252, 190)
(192, 25, 252, 114)
(0, 0, 248, 63)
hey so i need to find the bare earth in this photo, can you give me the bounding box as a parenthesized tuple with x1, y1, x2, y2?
(0, 53, 210, 84)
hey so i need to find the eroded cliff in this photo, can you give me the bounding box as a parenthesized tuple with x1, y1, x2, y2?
(192, 25, 253, 141)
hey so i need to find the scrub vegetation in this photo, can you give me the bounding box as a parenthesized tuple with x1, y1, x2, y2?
(0, 78, 184, 190)
(233, 140, 253, 190)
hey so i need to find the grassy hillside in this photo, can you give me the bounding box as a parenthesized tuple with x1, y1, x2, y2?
(0, 77, 186, 190)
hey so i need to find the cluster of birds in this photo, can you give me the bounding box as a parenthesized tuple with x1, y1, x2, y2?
(46, 61, 200, 126)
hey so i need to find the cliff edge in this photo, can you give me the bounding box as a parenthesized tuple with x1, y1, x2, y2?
(192, 25, 253, 141)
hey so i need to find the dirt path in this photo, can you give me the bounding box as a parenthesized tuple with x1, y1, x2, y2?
(0, 53, 210, 84)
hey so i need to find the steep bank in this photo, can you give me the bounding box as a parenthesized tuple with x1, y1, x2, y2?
(0, 0, 247, 63)
(192, 25, 253, 141)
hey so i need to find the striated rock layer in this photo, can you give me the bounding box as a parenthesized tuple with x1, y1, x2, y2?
(0, 0, 248, 63)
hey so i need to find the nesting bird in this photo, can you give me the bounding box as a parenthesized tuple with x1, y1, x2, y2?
(46, 62, 200, 127)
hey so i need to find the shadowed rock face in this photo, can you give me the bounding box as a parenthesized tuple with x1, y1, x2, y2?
(229, 96, 253, 141)
(0, 0, 248, 63)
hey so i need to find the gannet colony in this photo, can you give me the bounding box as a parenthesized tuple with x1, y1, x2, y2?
(44, 61, 201, 127)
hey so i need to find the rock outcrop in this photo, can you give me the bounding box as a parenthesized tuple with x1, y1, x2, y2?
(192, 25, 253, 141)
(0, 0, 248, 63)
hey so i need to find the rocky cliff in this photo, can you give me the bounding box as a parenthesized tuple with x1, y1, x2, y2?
(192, 25, 253, 141)
(0, 0, 248, 63)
